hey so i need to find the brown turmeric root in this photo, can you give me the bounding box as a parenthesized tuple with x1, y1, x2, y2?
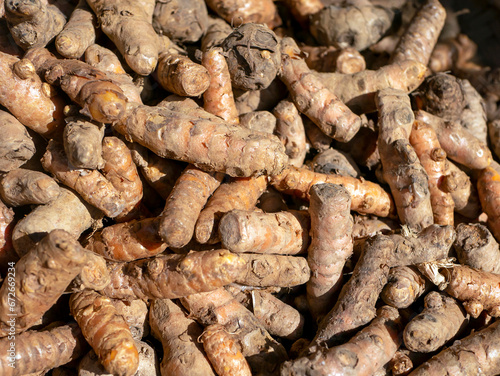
(0, 169, 60, 207)
(310, 147, 361, 178)
(86, 0, 159, 76)
(0, 110, 35, 172)
(442, 160, 481, 219)
(195, 175, 268, 244)
(41, 140, 126, 218)
(307, 183, 353, 320)
(279, 36, 361, 143)
(201, 324, 252, 376)
(273, 99, 307, 168)
(304, 117, 332, 152)
(409, 319, 500, 376)
(0, 230, 90, 336)
(409, 120, 454, 226)
(102, 249, 246, 300)
(181, 287, 288, 375)
(219, 209, 310, 255)
(101, 136, 143, 220)
(152, 0, 208, 43)
(156, 52, 211, 97)
(377, 88, 433, 231)
(404, 291, 467, 353)
(86, 217, 166, 262)
(0, 322, 87, 376)
(200, 16, 232, 52)
(300, 45, 366, 74)
(0, 52, 61, 136)
(70, 289, 139, 376)
(390, 0, 446, 66)
(25, 47, 128, 124)
(440, 264, 500, 318)
(62, 117, 104, 170)
(114, 98, 288, 177)
(239, 111, 276, 134)
(202, 47, 239, 125)
(281, 0, 323, 28)
(414, 110, 492, 170)
(11, 187, 100, 256)
(4, 0, 66, 50)
(235, 253, 310, 287)
(381, 266, 430, 309)
(271, 166, 395, 217)
(159, 165, 223, 248)
(252, 290, 304, 341)
(149, 298, 215, 376)
(55, 0, 97, 59)
(282, 306, 402, 376)
(310, 1, 394, 51)
(205, 0, 281, 30)
(454, 223, 500, 274)
(311, 224, 455, 348)
(477, 163, 500, 241)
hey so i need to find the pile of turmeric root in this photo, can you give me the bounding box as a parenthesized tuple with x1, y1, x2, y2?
(1, 0, 500, 374)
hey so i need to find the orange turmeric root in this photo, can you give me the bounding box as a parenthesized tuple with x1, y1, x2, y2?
(70, 289, 139, 376)
(204, 0, 281, 29)
(279, 37, 361, 143)
(477, 163, 500, 241)
(271, 166, 395, 218)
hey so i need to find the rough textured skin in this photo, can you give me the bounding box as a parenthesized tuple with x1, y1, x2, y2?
(200, 16, 232, 52)
(71, 251, 111, 292)
(25, 47, 128, 124)
(222, 24, 281, 91)
(0, 199, 16, 273)
(202, 47, 239, 125)
(279, 37, 361, 143)
(4, 0, 66, 50)
(102, 249, 246, 300)
(282, 306, 402, 376)
(282, 0, 324, 28)
(86, 217, 166, 262)
(454, 223, 500, 274)
(310, 225, 455, 349)
(110, 299, 149, 340)
(442, 160, 481, 219)
(0, 110, 35, 172)
(303, 118, 332, 152)
(153, 0, 208, 43)
(236, 253, 310, 287)
(381, 266, 429, 309)
(315, 60, 427, 114)
(201, 324, 252, 376)
(271, 166, 395, 217)
(310, 2, 394, 51)
(149, 299, 215, 376)
(101, 136, 143, 219)
(300, 45, 364, 73)
(239, 111, 276, 134)
(181, 288, 288, 376)
(63, 117, 104, 170)
(409, 320, 500, 376)
(160, 165, 223, 248)
(0, 322, 87, 376)
(0, 230, 89, 336)
(157, 52, 210, 97)
(442, 265, 500, 318)
(458, 78, 488, 145)
(310, 147, 361, 178)
(84, 44, 143, 104)
(391, 0, 446, 65)
(114, 99, 288, 177)
(415, 110, 492, 170)
(70, 289, 139, 376)
(307, 183, 353, 320)
(42, 140, 126, 218)
(55, 0, 96, 59)
(410, 120, 454, 225)
(273, 99, 307, 168)
(86, 0, 159, 75)
(0, 169, 60, 207)
(205, 0, 281, 29)
(219, 209, 310, 255)
(0, 52, 60, 135)
(352, 215, 396, 239)
(477, 163, 500, 242)
(377, 88, 433, 231)
(404, 291, 467, 353)
(252, 290, 304, 341)
(11, 187, 98, 257)
(196, 175, 267, 244)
